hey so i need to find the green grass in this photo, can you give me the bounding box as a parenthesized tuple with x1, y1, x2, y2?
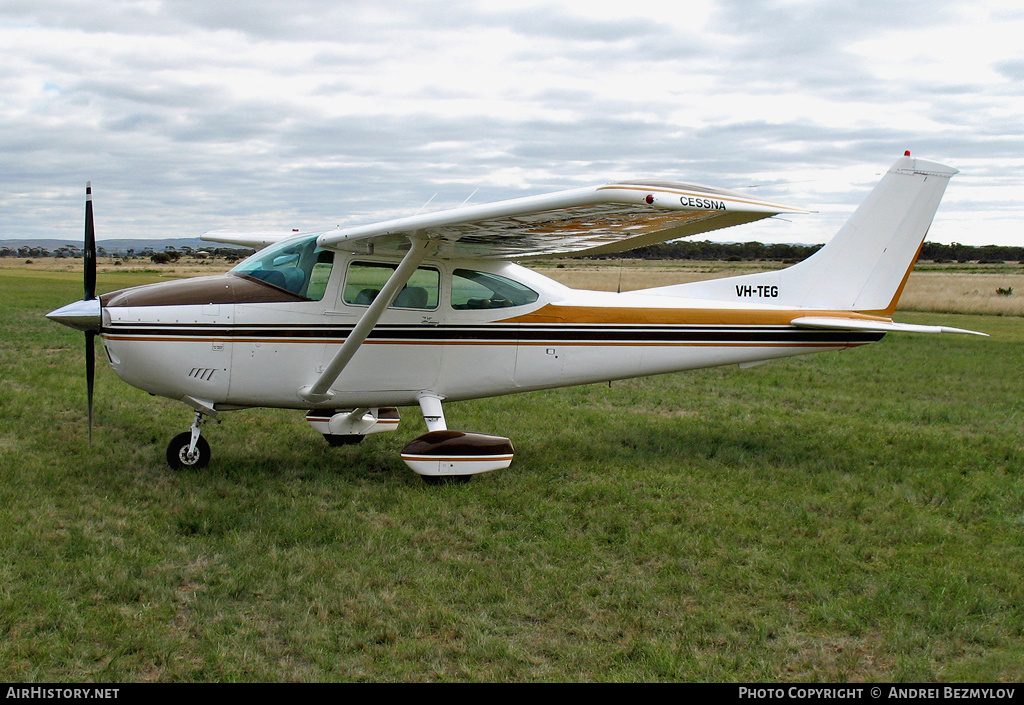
(1, 268, 1023, 682)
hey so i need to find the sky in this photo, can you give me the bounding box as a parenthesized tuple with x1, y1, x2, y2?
(2, 0, 1022, 247)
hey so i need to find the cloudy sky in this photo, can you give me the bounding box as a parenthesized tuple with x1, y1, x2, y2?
(2, 0, 1022, 247)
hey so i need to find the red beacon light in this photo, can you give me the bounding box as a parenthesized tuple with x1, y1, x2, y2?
(905, 150, 911, 156)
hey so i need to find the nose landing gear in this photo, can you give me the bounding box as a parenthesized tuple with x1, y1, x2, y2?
(166, 411, 214, 470)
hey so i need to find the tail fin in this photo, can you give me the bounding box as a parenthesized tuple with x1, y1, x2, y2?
(638, 156, 958, 314)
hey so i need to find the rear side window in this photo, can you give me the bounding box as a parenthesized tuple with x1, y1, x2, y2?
(343, 262, 439, 310)
(451, 269, 539, 309)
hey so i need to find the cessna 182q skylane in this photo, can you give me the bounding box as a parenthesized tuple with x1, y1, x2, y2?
(48, 154, 982, 482)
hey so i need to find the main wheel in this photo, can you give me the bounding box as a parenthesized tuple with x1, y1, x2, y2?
(421, 474, 472, 486)
(166, 432, 211, 470)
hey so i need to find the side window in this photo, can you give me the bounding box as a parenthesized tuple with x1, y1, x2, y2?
(343, 262, 439, 310)
(451, 269, 539, 309)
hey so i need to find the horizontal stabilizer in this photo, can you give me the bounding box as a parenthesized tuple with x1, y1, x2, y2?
(791, 317, 987, 336)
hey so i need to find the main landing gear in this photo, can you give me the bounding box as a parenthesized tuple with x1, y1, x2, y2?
(399, 394, 515, 485)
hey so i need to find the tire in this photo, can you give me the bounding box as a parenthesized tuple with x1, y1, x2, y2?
(323, 434, 365, 447)
(166, 432, 211, 470)
(421, 474, 472, 486)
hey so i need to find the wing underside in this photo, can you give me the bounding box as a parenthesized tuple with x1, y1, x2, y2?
(336, 202, 779, 259)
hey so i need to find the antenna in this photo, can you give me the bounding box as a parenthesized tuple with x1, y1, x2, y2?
(413, 193, 437, 216)
(736, 179, 816, 189)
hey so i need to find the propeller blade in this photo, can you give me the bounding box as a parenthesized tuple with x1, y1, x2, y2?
(86, 330, 95, 445)
(84, 183, 97, 444)
(84, 182, 96, 301)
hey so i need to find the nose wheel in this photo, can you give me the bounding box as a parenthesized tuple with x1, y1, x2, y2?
(166, 432, 211, 470)
(166, 412, 213, 470)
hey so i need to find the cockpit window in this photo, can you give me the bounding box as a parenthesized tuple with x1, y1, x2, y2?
(451, 269, 539, 309)
(230, 235, 334, 301)
(343, 262, 439, 310)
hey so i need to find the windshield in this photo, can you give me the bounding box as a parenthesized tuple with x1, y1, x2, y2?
(230, 235, 334, 301)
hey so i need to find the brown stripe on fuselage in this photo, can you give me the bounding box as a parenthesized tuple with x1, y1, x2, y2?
(101, 273, 307, 308)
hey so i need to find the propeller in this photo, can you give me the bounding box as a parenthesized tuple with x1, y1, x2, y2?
(46, 183, 102, 444)
(84, 182, 97, 444)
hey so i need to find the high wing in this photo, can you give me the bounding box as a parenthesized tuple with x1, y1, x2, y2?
(203, 180, 807, 258)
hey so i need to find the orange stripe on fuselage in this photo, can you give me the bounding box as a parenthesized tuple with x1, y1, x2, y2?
(499, 304, 891, 327)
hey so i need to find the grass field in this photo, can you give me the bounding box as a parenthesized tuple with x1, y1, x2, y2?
(1, 261, 1023, 682)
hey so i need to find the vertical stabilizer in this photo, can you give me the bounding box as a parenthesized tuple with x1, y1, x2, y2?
(638, 156, 958, 314)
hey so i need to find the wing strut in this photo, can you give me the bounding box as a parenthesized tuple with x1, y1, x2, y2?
(299, 236, 436, 403)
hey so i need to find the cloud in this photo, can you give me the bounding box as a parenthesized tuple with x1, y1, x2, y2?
(1, 0, 1022, 247)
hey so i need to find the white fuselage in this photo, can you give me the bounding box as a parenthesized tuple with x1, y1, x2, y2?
(99, 253, 881, 413)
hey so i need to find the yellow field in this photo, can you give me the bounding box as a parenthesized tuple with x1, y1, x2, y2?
(3, 256, 226, 280)
(896, 270, 1024, 315)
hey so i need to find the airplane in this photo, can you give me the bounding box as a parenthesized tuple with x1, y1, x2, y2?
(47, 152, 983, 483)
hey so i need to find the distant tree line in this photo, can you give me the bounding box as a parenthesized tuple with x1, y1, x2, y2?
(0, 245, 255, 262)
(591, 240, 1024, 264)
(4, 240, 1023, 264)
(595, 240, 824, 263)
(917, 242, 1024, 263)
